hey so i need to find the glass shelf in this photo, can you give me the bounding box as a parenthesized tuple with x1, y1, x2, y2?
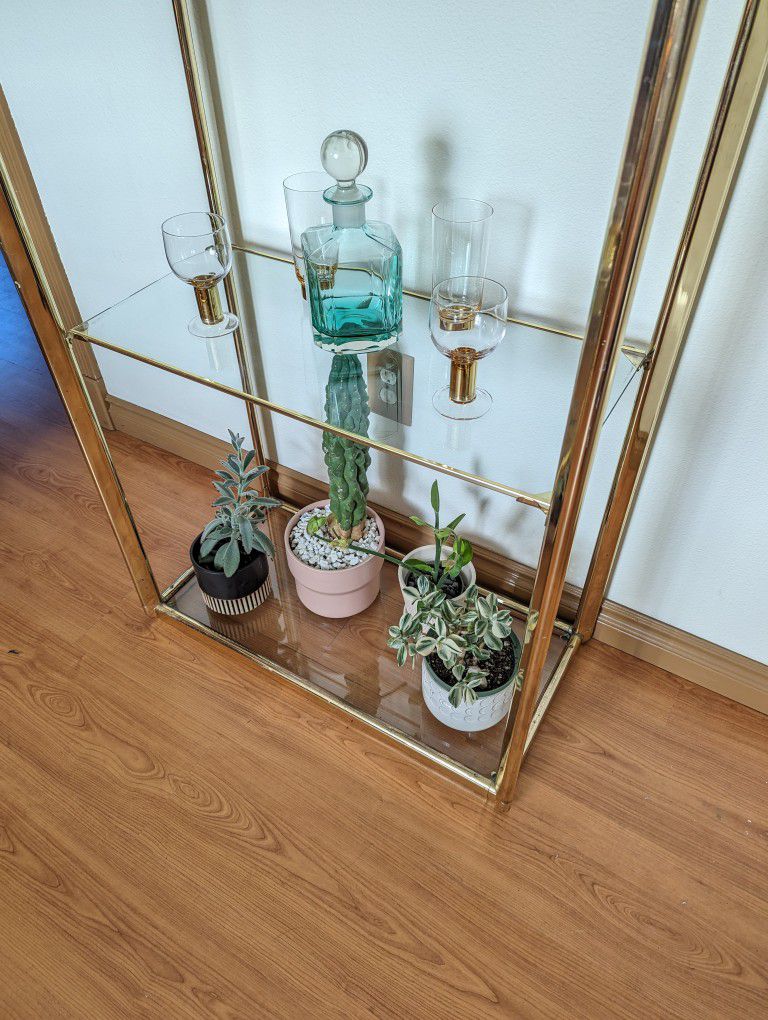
(72, 246, 644, 511)
(159, 509, 571, 787)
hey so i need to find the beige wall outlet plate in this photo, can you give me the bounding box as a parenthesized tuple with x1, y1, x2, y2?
(367, 349, 414, 427)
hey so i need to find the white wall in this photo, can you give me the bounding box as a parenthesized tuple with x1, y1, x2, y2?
(2, 0, 766, 662)
(0, 0, 251, 441)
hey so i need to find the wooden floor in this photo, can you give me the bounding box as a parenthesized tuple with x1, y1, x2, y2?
(2, 285, 768, 1017)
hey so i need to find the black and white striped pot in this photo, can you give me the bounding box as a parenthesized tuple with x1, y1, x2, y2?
(190, 533, 271, 617)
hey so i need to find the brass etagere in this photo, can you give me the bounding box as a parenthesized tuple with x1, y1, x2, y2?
(2, 0, 766, 807)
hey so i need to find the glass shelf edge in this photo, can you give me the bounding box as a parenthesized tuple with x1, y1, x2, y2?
(523, 633, 581, 757)
(68, 328, 552, 512)
(155, 600, 497, 795)
(231, 243, 645, 360)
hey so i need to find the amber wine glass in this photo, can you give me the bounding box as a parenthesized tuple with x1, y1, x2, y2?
(430, 276, 507, 419)
(162, 212, 238, 337)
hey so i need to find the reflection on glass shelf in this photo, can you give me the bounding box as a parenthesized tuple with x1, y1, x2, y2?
(164, 509, 569, 782)
(74, 247, 642, 506)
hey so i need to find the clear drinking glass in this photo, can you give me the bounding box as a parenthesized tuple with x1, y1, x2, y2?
(162, 211, 238, 337)
(431, 198, 493, 290)
(430, 276, 507, 420)
(283, 171, 334, 298)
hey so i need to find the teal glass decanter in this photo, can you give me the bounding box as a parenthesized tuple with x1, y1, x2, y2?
(301, 130, 402, 352)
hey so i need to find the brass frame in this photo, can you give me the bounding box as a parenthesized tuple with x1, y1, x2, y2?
(2, 0, 765, 805)
(575, 0, 768, 642)
(0, 178, 160, 612)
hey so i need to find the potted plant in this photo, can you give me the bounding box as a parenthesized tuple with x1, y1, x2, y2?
(303, 477, 477, 611)
(284, 355, 386, 618)
(190, 430, 281, 616)
(396, 480, 476, 609)
(387, 576, 523, 732)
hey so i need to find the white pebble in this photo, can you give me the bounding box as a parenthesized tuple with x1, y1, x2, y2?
(288, 504, 380, 571)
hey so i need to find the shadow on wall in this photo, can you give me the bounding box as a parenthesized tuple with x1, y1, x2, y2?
(192, 3, 279, 467)
(617, 194, 768, 603)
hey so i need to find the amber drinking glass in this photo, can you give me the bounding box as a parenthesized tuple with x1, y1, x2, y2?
(162, 212, 238, 337)
(283, 171, 334, 298)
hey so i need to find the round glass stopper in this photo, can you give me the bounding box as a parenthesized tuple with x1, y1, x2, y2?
(321, 130, 368, 185)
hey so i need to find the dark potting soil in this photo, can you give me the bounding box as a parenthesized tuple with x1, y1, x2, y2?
(427, 638, 518, 694)
(405, 567, 466, 601)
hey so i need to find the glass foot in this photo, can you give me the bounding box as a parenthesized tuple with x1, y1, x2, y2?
(188, 312, 239, 338)
(432, 385, 492, 420)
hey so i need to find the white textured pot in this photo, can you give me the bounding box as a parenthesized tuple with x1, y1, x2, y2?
(421, 657, 517, 733)
(398, 544, 476, 610)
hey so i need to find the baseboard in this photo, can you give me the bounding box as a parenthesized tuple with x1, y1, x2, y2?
(593, 603, 768, 714)
(106, 396, 230, 469)
(108, 394, 768, 715)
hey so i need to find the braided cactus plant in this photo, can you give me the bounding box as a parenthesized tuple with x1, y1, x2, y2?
(321, 354, 371, 544)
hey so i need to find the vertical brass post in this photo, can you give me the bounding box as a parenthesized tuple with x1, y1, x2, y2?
(494, 0, 704, 806)
(172, 0, 272, 495)
(575, 0, 768, 642)
(0, 177, 160, 612)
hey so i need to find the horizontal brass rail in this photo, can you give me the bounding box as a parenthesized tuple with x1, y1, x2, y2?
(67, 330, 552, 511)
(233, 243, 648, 359)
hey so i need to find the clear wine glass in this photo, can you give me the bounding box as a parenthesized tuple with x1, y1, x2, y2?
(430, 276, 507, 420)
(161, 211, 238, 337)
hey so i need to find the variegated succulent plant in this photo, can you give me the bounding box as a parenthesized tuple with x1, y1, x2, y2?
(198, 431, 281, 577)
(387, 576, 518, 707)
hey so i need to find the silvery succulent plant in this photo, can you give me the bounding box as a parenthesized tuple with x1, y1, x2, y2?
(198, 431, 281, 577)
(388, 576, 519, 707)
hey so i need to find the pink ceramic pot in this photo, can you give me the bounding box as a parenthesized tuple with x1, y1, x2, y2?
(284, 501, 385, 618)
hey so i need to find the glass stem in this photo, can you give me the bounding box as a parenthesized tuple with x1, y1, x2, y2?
(194, 280, 224, 325)
(449, 348, 478, 403)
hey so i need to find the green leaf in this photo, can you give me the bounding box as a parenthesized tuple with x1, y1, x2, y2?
(251, 528, 275, 558)
(243, 449, 256, 470)
(200, 535, 222, 557)
(442, 636, 466, 657)
(239, 517, 254, 553)
(212, 496, 231, 507)
(484, 631, 503, 652)
(444, 513, 465, 531)
(242, 467, 267, 485)
(430, 480, 440, 516)
(306, 515, 326, 537)
(449, 684, 463, 709)
(201, 518, 221, 540)
(415, 641, 436, 659)
(214, 538, 238, 579)
(221, 537, 241, 578)
(409, 515, 428, 528)
(404, 558, 433, 575)
(491, 619, 510, 639)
